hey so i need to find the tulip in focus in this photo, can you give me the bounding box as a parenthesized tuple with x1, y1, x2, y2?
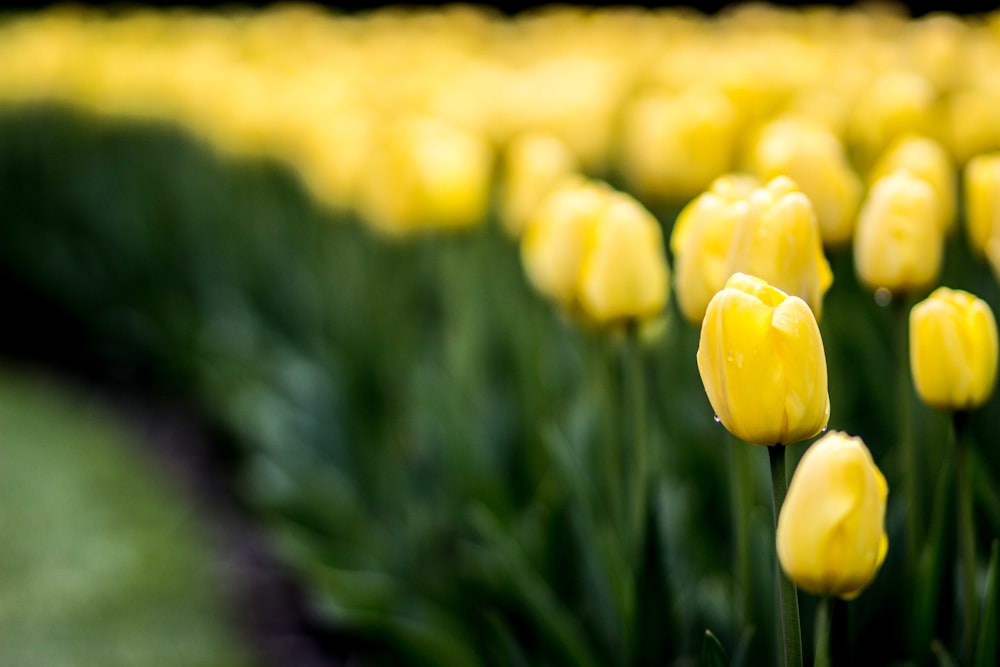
(670, 174, 757, 325)
(869, 134, 955, 233)
(749, 118, 862, 246)
(577, 191, 670, 325)
(499, 132, 579, 238)
(910, 287, 999, 411)
(726, 176, 833, 318)
(697, 273, 830, 446)
(776, 431, 888, 599)
(854, 170, 943, 294)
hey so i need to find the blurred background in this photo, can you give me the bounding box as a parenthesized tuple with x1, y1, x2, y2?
(2, 3, 1000, 667)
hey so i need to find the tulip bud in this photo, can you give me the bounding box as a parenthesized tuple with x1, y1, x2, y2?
(520, 178, 611, 307)
(869, 134, 955, 234)
(670, 175, 757, 325)
(726, 177, 833, 318)
(854, 170, 943, 293)
(697, 273, 830, 446)
(776, 431, 888, 600)
(577, 192, 670, 325)
(499, 132, 579, 238)
(964, 153, 1000, 258)
(910, 287, 999, 411)
(749, 118, 862, 246)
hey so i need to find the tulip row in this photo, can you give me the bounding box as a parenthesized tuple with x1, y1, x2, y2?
(5, 5, 1000, 247)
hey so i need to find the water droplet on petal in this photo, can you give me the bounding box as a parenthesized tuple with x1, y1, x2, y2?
(713, 415, 721, 423)
(874, 287, 892, 307)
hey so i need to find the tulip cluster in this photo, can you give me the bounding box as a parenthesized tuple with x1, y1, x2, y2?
(672, 176, 831, 324)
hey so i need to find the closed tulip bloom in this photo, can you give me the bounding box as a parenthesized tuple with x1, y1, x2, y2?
(670, 175, 756, 325)
(499, 132, 579, 238)
(750, 118, 862, 246)
(854, 170, 943, 293)
(777, 431, 889, 599)
(577, 192, 670, 324)
(726, 177, 833, 318)
(965, 153, 1000, 258)
(870, 135, 955, 233)
(520, 178, 610, 307)
(697, 273, 830, 446)
(910, 287, 999, 410)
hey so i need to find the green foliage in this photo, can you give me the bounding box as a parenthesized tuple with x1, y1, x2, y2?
(1, 104, 999, 665)
(700, 630, 729, 667)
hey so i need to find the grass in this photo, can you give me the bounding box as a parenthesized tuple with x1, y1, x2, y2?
(0, 364, 252, 667)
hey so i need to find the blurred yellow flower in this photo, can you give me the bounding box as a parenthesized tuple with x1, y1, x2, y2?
(619, 86, 738, 202)
(749, 118, 861, 246)
(697, 273, 830, 446)
(726, 177, 833, 318)
(776, 431, 888, 600)
(670, 174, 756, 325)
(577, 191, 670, 325)
(869, 134, 955, 234)
(854, 170, 943, 293)
(848, 70, 936, 170)
(520, 178, 611, 306)
(910, 287, 999, 411)
(499, 132, 579, 238)
(359, 115, 494, 236)
(965, 153, 1000, 258)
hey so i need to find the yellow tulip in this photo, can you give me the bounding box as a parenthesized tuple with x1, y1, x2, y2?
(577, 191, 670, 325)
(869, 134, 955, 234)
(520, 178, 611, 306)
(499, 132, 579, 238)
(854, 170, 943, 293)
(749, 118, 862, 246)
(726, 177, 833, 318)
(670, 174, 756, 325)
(776, 431, 888, 600)
(964, 153, 1000, 258)
(910, 287, 999, 411)
(697, 273, 830, 446)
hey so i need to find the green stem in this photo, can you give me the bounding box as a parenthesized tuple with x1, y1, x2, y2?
(954, 410, 977, 660)
(731, 437, 754, 627)
(769, 445, 803, 667)
(624, 319, 648, 566)
(894, 298, 920, 566)
(814, 597, 831, 667)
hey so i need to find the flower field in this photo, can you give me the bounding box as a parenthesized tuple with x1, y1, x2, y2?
(1, 4, 1000, 666)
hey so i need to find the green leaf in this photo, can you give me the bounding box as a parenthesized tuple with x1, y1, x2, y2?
(913, 445, 953, 656)
(931, 640, 957, 667)
(701, 630, 729, 667)
(466, 504, 601, 667)
(974, 540, 999, 667)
